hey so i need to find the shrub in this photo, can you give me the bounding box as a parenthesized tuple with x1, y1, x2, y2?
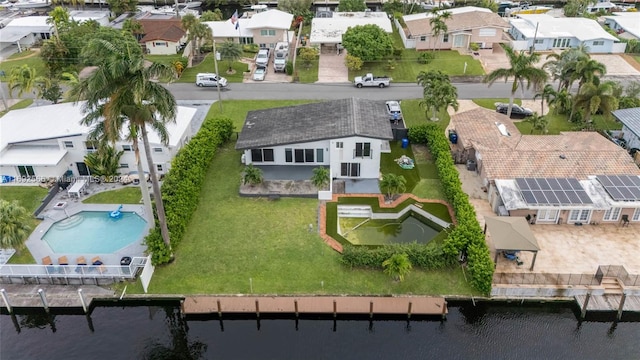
(417, 52, 435, 64)
(408, 123, 494, 294)
(345, 54, 363, 71)
(145, 117, 234, 265)
(243, 44, 259, 53)
(285, 60, 294, 75)
(469, 43, 480, 52)
(393, 47, 403, 60)
(341, 243, 456, 269)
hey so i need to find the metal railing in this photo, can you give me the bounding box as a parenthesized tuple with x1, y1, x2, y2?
(493, 265, 640, 287)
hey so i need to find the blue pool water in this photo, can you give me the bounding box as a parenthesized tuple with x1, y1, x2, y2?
(43, 211, 147, 254)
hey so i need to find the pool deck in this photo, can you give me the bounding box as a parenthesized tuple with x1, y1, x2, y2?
(26, 185, 151, 267)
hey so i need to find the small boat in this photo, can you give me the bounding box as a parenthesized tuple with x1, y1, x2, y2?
(4, 0, 49, 9)
(505, 3, 552, 16)
(178, 0, 201, 9)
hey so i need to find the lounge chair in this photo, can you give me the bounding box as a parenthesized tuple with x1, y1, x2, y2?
(42, 256, 53, 265)
(58, 256, 69, 265)
(75, 256, 87, 273)
(91, 256, 103, 266)
(91, 256, 107, 274)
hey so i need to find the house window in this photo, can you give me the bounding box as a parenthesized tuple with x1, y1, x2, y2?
(537, 209, 558, 222)
(478, 28, 497, 37)
(260, 30, 276, 36)
(259, 44, 267, 48)
(592, 40, 604, 46)
(568, 209, 590, 223)
(603, 207, 621, 221)
(305, 149, 314, 162)
(442, 34, 449, 43)
(336, 142, 343, 148)
(156, 164, 164, 172)
(85, 141, 97, 151)
(63, 141, 74, 149)
(295, 149, 305, 163)
(285, 148, 293, 162)
(354, 142, 371, 158)
(340, 163, 360, 177)
(534, 39, 544, 44)
(316, 149, 324, 163)
(153, 147, 163, 153)
(240, 37, 254, 44)
(251, 148, 274, 162)
(122, 145, 133, 152)
(293, 149, 316, 163)
(155, 42, 167, 46)
(552, 38, 571, 48)
(633, 208, 640, 221)
(17, 165, 35, 177)
(120, 163, 129, 168)
(420, 36, 427, 42)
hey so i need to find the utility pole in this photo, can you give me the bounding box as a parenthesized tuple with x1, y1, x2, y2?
(212, 39, 223, 112)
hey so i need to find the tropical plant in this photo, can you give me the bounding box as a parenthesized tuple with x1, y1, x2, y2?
(0, 200, 32, 253)
(382, 253, 412, 282)
(379, 173, 407, 200)
(572, 80, 619, 123)
(47, 6, 70, 39)
(40, 38, 70, 75)
(525, 113, 549, 134)
(550, 88, 572, 115)
(533, 84, 556, 115)
(107, 0, 139, 17)
(299, 47, 318, 69)
(341, 24, 393, 62)
(200, 9, 223, 21)
(417, 70, 459, 121)
(572, 58, 606, 94)
(618, 82, 640, 109)
(345, 54, 363, 71)
(417, 52, 435, 64)
(36, 76, 63, 104)
(242, 164, 263, 186)
(7, 64, 37, 98)
(543, 47, 589, 92)
(338, 0, 366, 11)
(218, 41, 243, 72)
(122, 19, 144, 41)
(69, 32, 177, 252)
(311, 167, 330, 189)
(429, 10, 451, 52)
(84, 144, 124, 178)
(181, 15, 212, 60)
(484, 45, 548, 117)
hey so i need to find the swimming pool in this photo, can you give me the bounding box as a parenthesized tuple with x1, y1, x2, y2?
(43, 211, 147, 254)
(340, 214, 442, 246)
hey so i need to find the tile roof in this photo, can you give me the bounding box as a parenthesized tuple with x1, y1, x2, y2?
(235, 98, 393, 150)
(612, 107, 640, 137)
(139, 19, 185, 43)
(404, 7, 508, 37)
(452, 108, 640, 180)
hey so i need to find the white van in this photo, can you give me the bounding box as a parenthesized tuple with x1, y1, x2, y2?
(195, 73, 228, 88)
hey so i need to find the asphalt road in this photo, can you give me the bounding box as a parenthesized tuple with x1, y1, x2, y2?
(165, 82, 539, 101)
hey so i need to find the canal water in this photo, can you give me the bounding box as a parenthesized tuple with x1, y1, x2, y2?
(2, 301, 639, 359)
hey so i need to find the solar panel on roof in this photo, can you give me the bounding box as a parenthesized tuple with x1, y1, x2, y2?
(566, 192, 581, 203)
(544, 191, 559, 204)
(630, 187, 640, 198)
(516, 178, 529, 190)
(618, 187, 634, 199)
(548, 178, 562, 190)
(522, 190, 536, 204)
(576, 191, 593, 204)
(630, 176, 640, 186)
(606, 187, 623, 200)
(596, 175, 640, 201)
(554, 191, 570, 204)
(538, 178, 551, 190)
(533, 191, 548, 204)
(620, 175, 636, 187)
(611, 175, 624, 187)
(568, 178, 582, 190)
(557, 178, 571, 190)
(527, 178, 540, 190)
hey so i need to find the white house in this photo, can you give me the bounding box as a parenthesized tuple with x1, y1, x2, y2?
(235, 98, 393, 181)
(0, 11, 110, 54)
(508, 14, 625, 53)
(0, 102, 196, 180)
(310, 11, 393, 53)
(604, 12, 640, 40)
(612, 108, 640, 153)
(204, 9, 294, 49)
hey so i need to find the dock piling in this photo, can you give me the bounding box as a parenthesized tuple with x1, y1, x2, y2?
(442, 301, 447, 320)
(407, 301, 412, 319)
(581, 293, 591, 319)
(78, 289, 88, 314)
(217, 300, 222, 318)
(294, 300, 299, 318)
(1, 289, 13, 314)
(333, 300, 337, 318)
(37, 289, 49, 313)
(617, 293, 627, 321)
(255, 300, 260, 318)
(369, 301, 374, 319)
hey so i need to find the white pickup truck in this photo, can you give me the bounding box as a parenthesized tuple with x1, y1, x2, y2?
(354, 73, 391, 88)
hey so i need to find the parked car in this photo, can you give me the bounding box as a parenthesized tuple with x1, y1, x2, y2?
(495, 103, 533, 118)
(385, 100, 402, 122)
(195, 73, 228, 88)
(253, 67, 266, 81)
(354, 73, 391, 88)
(273, 51, 287, 72)
(256, 49, 270, 68)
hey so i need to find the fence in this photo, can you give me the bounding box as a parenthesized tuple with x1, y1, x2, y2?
(33, 186, 60, 218)
(393, 18, 415, 49)
(493, 265, 640, 287)
(0, 257, 148, 286)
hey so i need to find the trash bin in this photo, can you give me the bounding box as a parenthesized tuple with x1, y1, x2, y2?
(466, 160, 476, 171)
(448, 130, 458, 144)
(401, 138, 409, 149)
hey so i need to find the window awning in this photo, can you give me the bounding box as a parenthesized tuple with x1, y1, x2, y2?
(0, 148, 67, 166)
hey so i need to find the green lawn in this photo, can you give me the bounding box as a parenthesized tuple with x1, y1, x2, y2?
(145, 54, 185, 66)
(514, 112, 622, 135)
(294, 56, 319, 83)
(178, 53, 249, 83)
(83, 187, 142, 204)
(0, 99, 33, 117)
(633, 55, 640, 65)
(0, 55, 47, 83)
(206, 99, 316, 130)
(380, 141, 421, 192)
(7, 50, 37, 60)
(127, 141, 477, 296)
(400, 99, 451, 129)
(472, 98, 521, 110)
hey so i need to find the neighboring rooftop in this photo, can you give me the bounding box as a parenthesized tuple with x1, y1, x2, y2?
(138, 19, 185, 42)
(509, 14, 618, 41)
(604, 12, 640, 39)
(310, 11, 392, 44)
(612, 107, 640, 137)
(404, 6, 508, 37)
(235, 98, 393, 150)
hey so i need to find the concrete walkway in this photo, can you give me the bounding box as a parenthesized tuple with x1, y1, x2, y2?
(317, 52, 349, 83)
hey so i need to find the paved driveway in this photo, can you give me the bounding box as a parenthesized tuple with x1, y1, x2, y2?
(317, 51, 349, 83)
(591, 54, 640, 76)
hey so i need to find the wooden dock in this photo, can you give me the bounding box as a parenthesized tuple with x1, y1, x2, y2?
(575, 294, 640, 314)
(182, 296, 447, 317)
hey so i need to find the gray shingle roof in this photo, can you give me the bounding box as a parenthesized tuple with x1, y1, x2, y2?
(613, 107, 640, 137)
(235, 98, 393, 150)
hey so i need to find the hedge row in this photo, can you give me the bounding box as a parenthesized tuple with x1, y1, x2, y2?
(408, 124, 494, 294)
(146, 117, 234, 265)
(341, 243, 456, 270)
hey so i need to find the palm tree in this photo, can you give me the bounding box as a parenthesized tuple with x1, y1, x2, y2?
(8, 64, 37, 98)
(242, 164, 263, 186)
(47, 6, 70, 39)
(382, 253, 412, 282)
(84, 144, 124, 178)
(417, 70, 459, 121)
(70, 34, 177, 251)
(218, 41, 243, 73)
(0, 200, 32, 253)
(543, 47, 588, 92)
(572, 58, 606, 95)
(379, 173, 407, 201)
(484, 45, 548, 117)
(310, 167, 330, 190)
(533, 84, 556, 115)
(550, 88, 572, 115)
(572, 81, 619, 124)
(525, 113, 549, 134)
(429, 10, 451, 52)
